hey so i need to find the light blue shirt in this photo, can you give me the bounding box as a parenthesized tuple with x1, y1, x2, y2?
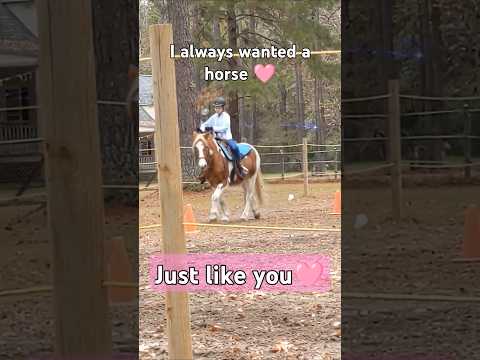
(200, 111, 232, 140)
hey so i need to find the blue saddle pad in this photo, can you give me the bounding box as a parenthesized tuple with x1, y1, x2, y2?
(218, 141, 252, 161)
(238, 143, 253, 157)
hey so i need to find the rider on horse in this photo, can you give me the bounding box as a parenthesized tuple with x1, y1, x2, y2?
(199, 96, 248, 178)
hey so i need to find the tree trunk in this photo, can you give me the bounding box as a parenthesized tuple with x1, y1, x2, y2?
(91, 0, 138, 201)
(420, 0, 435, 99)
(278, 81, 287, 116)
(430, 0, 443, 96)
(226, 2, 240, 140)
(239, 95, 246, 141)
(314, 77, 326, 145)
(167, 0, 197, 144)
(294, 60, 305, 141)
(277, 80, 288, 143)
(190, 0, 204, 95)
(167, 0, 197, 179)
(379, 0, 394, 161)
(381, 0, 395, 82)
(212, 17, 221, 48)
(251, 102, 258, 145)
(248, 9, 257, 144)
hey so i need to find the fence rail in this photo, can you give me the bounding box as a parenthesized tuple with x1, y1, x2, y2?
(343, 80, 480, 219)
(139, 141, 341, 187)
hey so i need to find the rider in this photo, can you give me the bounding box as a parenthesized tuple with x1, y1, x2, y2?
(200, 96, 248, 178)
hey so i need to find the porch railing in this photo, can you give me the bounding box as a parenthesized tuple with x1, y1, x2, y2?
(0, 124, 40, 156)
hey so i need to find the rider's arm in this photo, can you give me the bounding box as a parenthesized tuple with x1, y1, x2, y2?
(211, 113, 230, 133)
(199, 115, 215, 132)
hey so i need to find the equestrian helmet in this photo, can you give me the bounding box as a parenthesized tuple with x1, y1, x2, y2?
(213, 97, 226, 107)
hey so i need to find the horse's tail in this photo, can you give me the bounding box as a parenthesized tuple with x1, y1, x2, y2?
(253, 147, 264, 205)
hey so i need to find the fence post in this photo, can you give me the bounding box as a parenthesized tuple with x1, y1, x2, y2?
(37, 1, 111, 356)
(302, 137, 309, 196)
(388, 79, 403, 220)
(464, 104, 472, 179)
(335, 146, 339, 180)
(150, 24, 193, 359)
(280, 149, 285, 180)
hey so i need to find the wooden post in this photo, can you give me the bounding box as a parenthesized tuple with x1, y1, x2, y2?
(388, 79, 403, 220)
(334, 147, 339, 180)
(280, 149, 285, 180)
(150, 24, 193, 360)
(302, 137, 309, 196)
(37, 1, 111, 357)
(464, 104, 472, 179)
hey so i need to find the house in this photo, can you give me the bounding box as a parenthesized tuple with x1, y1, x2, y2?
(139, 75, 156, 173)
(0, 0, 40, 182)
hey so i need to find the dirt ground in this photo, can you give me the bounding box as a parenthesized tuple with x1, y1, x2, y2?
(342, 183, 480, 359)
(139, 181, 341, 360)
(0, 181, 340, 359)
(5, 177, 477, 359)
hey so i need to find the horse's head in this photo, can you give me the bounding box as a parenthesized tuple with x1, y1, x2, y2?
(192, 129, 217, 170)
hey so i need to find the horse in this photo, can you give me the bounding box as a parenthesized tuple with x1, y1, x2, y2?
(192, 130, 264, 222)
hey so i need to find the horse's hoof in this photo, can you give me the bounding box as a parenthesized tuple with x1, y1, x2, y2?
(240, 215, 248, 221)
(254, 213, 261, 220)
(220, 216, 229, 223)
(208, 216, 217, 223)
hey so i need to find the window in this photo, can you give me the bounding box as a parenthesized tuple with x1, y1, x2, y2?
(140, 137, 154, 156)
(5, 86, 30, 123)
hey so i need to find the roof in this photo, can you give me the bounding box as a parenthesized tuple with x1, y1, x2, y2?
(0, 1, 37, 56)
(139, 105, 155, 133)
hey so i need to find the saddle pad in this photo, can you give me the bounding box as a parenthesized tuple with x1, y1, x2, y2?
(217, 141, 252, 161)
(238, 143, 253, 157)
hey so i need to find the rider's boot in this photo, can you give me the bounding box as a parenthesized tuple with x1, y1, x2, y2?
(236, 160, 248, 178)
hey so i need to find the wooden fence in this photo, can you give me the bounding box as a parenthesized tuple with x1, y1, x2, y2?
(343, 79, 480, 220)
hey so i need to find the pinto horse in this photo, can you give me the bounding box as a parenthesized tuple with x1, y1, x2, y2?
(192, 130, 264, 222)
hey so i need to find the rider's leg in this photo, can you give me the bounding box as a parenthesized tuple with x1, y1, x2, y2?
(226, 139, 248, 176)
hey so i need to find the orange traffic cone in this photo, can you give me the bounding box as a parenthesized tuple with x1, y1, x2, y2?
(463, 205, 480, 258)
(105, 236, 136, 304)
(184, 203, 199, 233)
(330, 190, 341, 215)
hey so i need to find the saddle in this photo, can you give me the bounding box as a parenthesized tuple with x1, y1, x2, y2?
(216, 139, 252, 183)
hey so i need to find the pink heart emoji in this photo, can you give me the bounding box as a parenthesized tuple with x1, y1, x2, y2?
(295, 262, 324, 286)
(254, 64, 275, 83)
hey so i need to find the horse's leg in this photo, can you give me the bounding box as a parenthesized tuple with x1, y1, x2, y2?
(240, 181, 249, 220)
(219, 185, 229, 222)
(240, 177, 255, 221)
(241, 182, 247, 207)
(209, 183, 225, 222)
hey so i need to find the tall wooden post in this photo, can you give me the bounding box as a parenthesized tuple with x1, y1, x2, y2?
(150, 24, 193, 359)
(37, 1, 111, 357)
(388, 79, 403, 220)
(335, 147, 340, 180)
(280, 149, 285, 180)
(463, 104, 472, 179)
(302, 137, 309, 196)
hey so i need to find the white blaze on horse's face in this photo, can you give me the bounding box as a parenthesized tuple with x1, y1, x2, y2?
(195, 141, 207, 168)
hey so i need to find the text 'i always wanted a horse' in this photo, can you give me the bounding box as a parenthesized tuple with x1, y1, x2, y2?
(192, 130, 264, 222)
